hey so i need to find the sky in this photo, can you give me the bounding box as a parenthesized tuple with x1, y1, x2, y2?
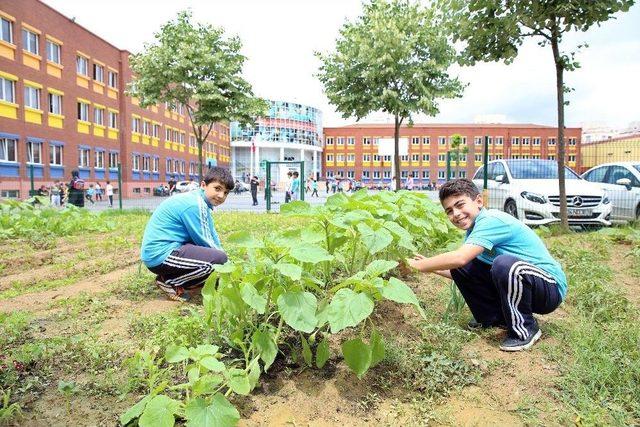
(42, 0, 640, 129)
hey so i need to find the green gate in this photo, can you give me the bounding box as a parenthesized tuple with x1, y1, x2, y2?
(265, 161, 305, 212)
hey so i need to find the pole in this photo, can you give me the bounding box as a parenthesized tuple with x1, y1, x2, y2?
(266, 161, 271, 212)
(483, 136, 489, 205)
(117, 162, 123, 210)
(300, 161, 305, 202)
(446, 151, 451, 182)
(29, 164, 35, 196)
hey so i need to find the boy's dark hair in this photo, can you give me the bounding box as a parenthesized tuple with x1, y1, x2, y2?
(439, 178, 480, 202)
(293, 171, 299, 177)
(203, 167, 234, 190)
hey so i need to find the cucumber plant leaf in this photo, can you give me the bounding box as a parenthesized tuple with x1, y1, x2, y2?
(120, 395, 152, 426)
(138, 395, 180, 427)
(277, 291, 318, 333)
(315, 338, 330, 369)
(274, 263, 303, 281)
(289, 245, 334, 264)
(381, 277, 426, 318)
(328, 288, 374, 334)
(165, 345, 189, 363)
(240, 282, 267, 314)
(341, 338, 372, 379)
(184, 395, 240, 427)
(252, 329, 278, 370)
(369, 329, 385, 368)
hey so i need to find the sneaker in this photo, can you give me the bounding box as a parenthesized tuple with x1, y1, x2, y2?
(499, 329, 542, 352)
(155, 280, 190, 302)
(467, 318, 508, 330)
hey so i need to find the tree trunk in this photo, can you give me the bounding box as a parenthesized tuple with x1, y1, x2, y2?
(394, 115, 401, 191)
(551, 32, 569, 231)
(198, 140, 204, 182)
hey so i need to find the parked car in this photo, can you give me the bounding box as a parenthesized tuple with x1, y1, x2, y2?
(233, 180, 250, 193)
(582, 161, 640, 222)
(153, 185, 169, 197)
(175, 180, 199, 193)
(472, 159, 612, 227)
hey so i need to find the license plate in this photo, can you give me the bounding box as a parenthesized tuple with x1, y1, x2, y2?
(568, 208, 592, 217)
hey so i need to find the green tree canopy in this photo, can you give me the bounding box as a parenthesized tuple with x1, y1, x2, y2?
(444, 0, 634, 228)
(128, 10, 267, 180)
(316, 0, 464, 190)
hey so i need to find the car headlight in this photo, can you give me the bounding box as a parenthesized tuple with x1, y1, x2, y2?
(520, 191, 547, 204)
(602, 196, 610, 205)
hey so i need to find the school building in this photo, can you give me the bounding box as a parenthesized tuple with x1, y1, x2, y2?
(0, 0, 230, 199)
(322, 123, 582, 185)
(580, 133, 640, 173)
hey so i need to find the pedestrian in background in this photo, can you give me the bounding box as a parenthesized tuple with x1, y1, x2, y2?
(106, 181, 114, 207)
(250, 175, 259, 206)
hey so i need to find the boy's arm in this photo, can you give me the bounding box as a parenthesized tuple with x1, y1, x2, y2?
(182, 205, 222, 250)
(407, 244, 484, 273)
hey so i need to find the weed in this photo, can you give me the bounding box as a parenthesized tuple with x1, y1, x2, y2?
(0, 389, 23, 426)
(111, 270, 158, 301)
(129, 309, 210, 350)
(57, 380, 78, 415)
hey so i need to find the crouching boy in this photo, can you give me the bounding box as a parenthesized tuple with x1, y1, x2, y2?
(407, 179, 567, 351)
(141, 167, 234, 302)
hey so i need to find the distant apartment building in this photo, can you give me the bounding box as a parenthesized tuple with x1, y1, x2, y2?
(0, 0, 230, 198)
(322, 123, 582, 184)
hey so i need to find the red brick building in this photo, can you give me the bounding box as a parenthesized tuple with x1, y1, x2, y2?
(0, 0, 230, 198)
(322, 123, 581, 185)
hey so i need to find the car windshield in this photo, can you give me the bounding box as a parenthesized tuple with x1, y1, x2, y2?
(634, 164, 640, 174)
(506, 160, 580, 179)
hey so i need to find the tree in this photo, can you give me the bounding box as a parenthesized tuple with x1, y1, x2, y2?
(449, 133, 468, 178)
(128, 11, 267, 181)
(316, 0, 464, 191)
(445, 0, 635, 229)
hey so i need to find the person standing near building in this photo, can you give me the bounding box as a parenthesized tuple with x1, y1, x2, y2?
(290, 171, 300, 201)
(86, 184, 96, 204)
(284, 171, 293, 203)
(50, 181, 61, 207)
(406, 175, 414, 191)
(95, 182, 102, 201)
(67, 169, 85, 208)
(106, 181, 114, 207)
(250, 175, 259, 206)
(311, 179, 319, 197)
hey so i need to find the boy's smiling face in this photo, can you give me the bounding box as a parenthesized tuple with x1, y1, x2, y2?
(201, 180, 229, 207)
(442, 193, 484, 230)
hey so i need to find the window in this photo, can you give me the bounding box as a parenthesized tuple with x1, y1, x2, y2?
(422, 137, 430, 145)
(532, 137, 541, 146)
(0, 190, 19, 198)
(0, 137, 17, 162)
(174, 159, 180, 173)
(383, 155, 391, 162)
(400, 155, 408, 161)
(142, 156, 150, 172)
(512, 137, 520, 145)
(165, 128, 171, 141)
(347, 154, 355, 162)
(337, 154, 345, 162)
(46, 40, 61, 64)
(583, 166, 607, 183)
(347, 170, 355, 178)
(422, 170, 429, 179)
(495, 137, 504, 145)
(78, 147, 90, 167)
(531, 154, 539, 159)
(108, 71, 118, 88)
(132, 117, 141, 133)
(362, 154, 371, 162)
(347, 137, 355, 145)
(76, 55, 88, 75)
(522, 137, 530, 145)
(547, 154, 556, 160)
(143, 121, 151, 136)
(153, 124, 160, 138)
(108, 111, 118, 129)
(152, 157, 159, 173)
(95, 150, 105, 169)
(373, 171, 380, 179)
(383, 171, 391, 179)
(495, 154, 504, 159)
(22, 29, 38, 55)
(362, 171, 370, 178)
(411, 154, 419, 162)
(373, 154, 380, 162)
(49, 143, 63, 165)
(475, 154, 482, 162)
(337, 137, 345, 145)
(325, 137, 333, 145)
(459, 171, 467, 178)
(438, 170, 445, 179)
(93, 63, 104, 82)
(363, 137, 371, 145)
(568, 155, 576, 162)
(132, 154, 140, 171)
(438, 136, 446, 145)
(1, 17, 13, 44)
(326, 170, 334, 178)
(48, 92, 62, 114)
(422, 154, 430, 162)
(94, 107, 104, 126)
(438, 154, 446, 162)
(109, 151, 119, 168)
(474, 136, 482, 146)
(412, 137, 420, 145)
(0, 77, 15, 102)
(548, 138, 556, 146)
(401, 171, 408, 178)
(77, 101, 89, 121)
(373, 138, 379, 146)
(166, 159, 173, 173)
(568, 138, 577, 146)
(24, 86, 40, 109)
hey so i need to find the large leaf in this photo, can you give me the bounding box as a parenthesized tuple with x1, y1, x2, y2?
(369, 329, 385, 368)
(277, 291, 318, 333)
(252, 329, 278, 370)
(384, 221, 416, 251)
(165, 344, 189, 363)
(120, 395, 152, 426)
(382, 277, 426, 318)
(192, 374, 224, 397)
(274, 263, 303, 281)
(357, 223, 393, 254)
(301, 336, 313, 366)
(328, 288, 374, 334)
(240, 282, 267, 314)
(315, 338, 330, 369)
(184, 395, 240, 427)
(364, 259, 398, 278)
(341, 338, 371, 379)
(138, 395, 180, 427)
(289, 245, 334, 264)
(225, 368, 251, 395)
(199, 356, 225, 373)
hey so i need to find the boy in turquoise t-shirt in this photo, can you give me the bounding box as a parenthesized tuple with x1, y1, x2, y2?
(141, 167, 234, 302)
(408, 179, 566, 351)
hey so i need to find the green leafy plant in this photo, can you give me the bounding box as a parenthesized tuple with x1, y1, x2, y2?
(57, 380, 79, 415)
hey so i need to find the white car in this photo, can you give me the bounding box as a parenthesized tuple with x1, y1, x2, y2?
(175, 180, 199, 193)
(582, 161, 640, 222)
(472, 159, 612, 227)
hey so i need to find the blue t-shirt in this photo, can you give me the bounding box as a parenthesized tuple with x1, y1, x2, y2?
(291, 178, 300, 193)
(465, 208, 567, 299)
(141, 189, 223, 268)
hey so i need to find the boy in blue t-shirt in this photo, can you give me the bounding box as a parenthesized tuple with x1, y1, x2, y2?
(408, 179, 566, 351)
(141, 167, 234, 302)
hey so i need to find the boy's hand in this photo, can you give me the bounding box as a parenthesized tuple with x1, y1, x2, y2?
(407, 254, 427, 271)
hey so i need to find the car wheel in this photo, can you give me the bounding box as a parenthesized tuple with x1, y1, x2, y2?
(504, 199, 518, 219)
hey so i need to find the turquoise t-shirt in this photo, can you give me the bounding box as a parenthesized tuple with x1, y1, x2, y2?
(465, 208, 567, 299)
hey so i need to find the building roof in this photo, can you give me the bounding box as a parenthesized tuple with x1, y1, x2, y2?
(326, 123, 572, 129)
(583, 133, 640, 145)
